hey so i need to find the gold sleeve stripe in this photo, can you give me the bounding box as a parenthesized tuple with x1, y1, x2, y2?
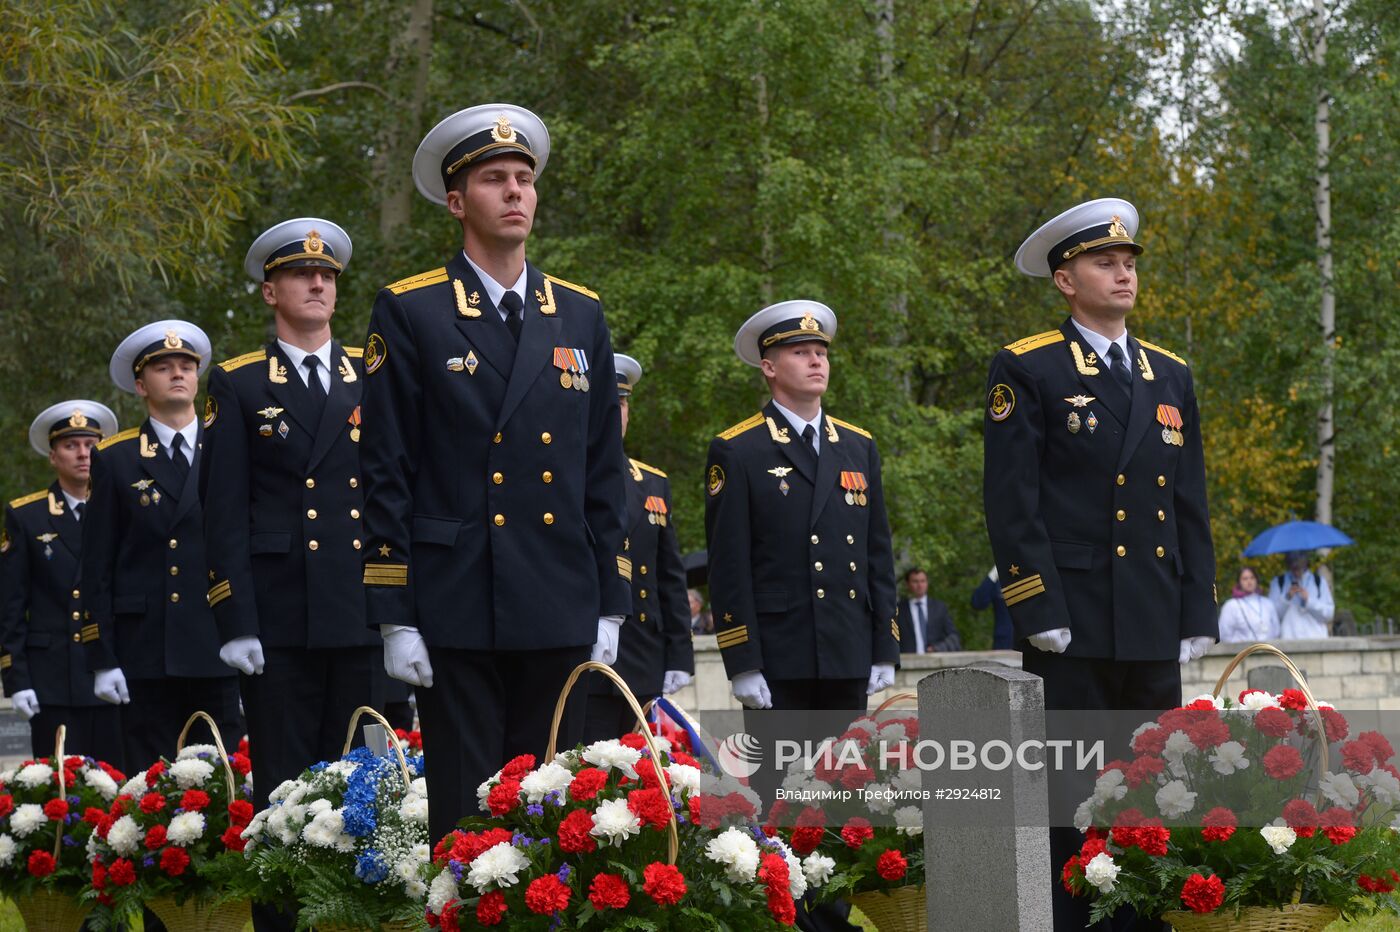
(207, 581, 232, 607)
(1137, 339, 1188, 367)
(617, 556, 633, 581)
(0, 654, 10, 670)
(632, 459, 668, 478)
(891, 620, 901, 641)
(97, 427, 140, 450)
(544, 274, 599, 300)
(828, 416, 872, 439)
(718, 413, 764, 440)
(716, 625, 749, 645)
(80, 624, 101, 643)
(1003, 581, 1047, 607)
(1001, 574, 1044, 598)
(387, 267, 448, 295)
(8, 490, 48, 509)
(363, 564, 409, 587)
(1005, 330, 1065, 355)
(343, 346, 364, 358)
(219, 349, 267, 373)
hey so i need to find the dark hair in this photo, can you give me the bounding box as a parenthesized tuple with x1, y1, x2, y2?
(1237, 565, 1260, 584)
(904, 567, 926, 582)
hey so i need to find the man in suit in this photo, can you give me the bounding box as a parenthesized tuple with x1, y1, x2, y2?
(581, 354, 694, 743)
(80, 321, 240, 772)
(971, 566, 1015, 650)
(1, 401, 124, 761)
(896, 567, 961, 653)
(200, 218, 383, 825)
(360, 104, 630, 846)
(984, 198, 1217, 929)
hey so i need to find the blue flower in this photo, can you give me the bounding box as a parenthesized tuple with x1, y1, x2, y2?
(556, 864, 572, 884)
(526, 804, 544, 817)
(355, 849, 389, 884)
(61, 834, 78, 846)
(142, 856, 156, 868)
(544, 790, 563, 807)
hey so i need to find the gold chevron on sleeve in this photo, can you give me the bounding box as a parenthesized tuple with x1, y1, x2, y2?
(1001, 574, 1046, 607)
(617, 556, 633, 581)
(207, 580, 233, 607)
(363, 563, 409, 586)
(80, 624, 101, 643)
(716, 625, 750, 649)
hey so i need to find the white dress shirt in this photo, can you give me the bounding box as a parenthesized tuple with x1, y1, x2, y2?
(276, 338, 333, 392)
(147, 414, 198, 466)
(463, 251, 527, 321)
(61, 489, 87, 518)
(771, 400, 824, 454)
(1070, 318, 1132, 382)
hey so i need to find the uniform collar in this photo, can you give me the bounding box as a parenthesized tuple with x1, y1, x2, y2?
(770, 399, 823, 449)
(61, 489, 87, 512)
(147, 413, 198, 455)
(462, 250, 527, 318)
(276, 338, 333, 382)
(1069, 318, 1131, 371)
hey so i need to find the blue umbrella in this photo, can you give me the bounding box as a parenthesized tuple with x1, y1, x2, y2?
(1242, 520, 1354, 557)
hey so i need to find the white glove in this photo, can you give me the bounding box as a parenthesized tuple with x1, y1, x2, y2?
(1179, 636, 1215, 664)
(219, 636, 266, 676)
(662, 670, 692, 695)
(1028, 627, 1072, 654)
(731, 670, 772, 709)
(381, 624, 434, 688)
(590, 617, 622, 665)
(866, 663, 896, 695)
(12, 689, 40, 719)
(93, 668, 130, 705)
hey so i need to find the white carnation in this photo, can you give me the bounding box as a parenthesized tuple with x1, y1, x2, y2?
(427, 869, 459, 914)
(1093, 769, 1128, 804)
(590, 798, 642, 845)
(667, 763, 702, 797)
(1155, 780, 1197, 819)
(1240, 691, 1281, 711)
(398, 794, 429, 824)
(1261, 824, 1297, 854)
(411, 777, 427, 796)
(106, 814, 144, 855)
(0, 769, 14, 784)
(704, 827, 761, 882)
(1208, 741, 1250, 775)
(803, 852, 836, 888)
(167, 811, 207, 846)
(9, 803, 47, 838)
(169, 758, 215, 789)
(1319, 771, 1360, 809)
(582, 739, 642, 779)
(82, 767, 119, 801)
(1163, 730, 1195, 777)
(894, 805, 923, 837)
(520, 762, 574, 803)
(1131, 721, 1158, 740)
(879, 721, 908, 742)
(176, 744, 218, 761)
(1073, 799, 1097, 833)
(894, 766, 921, 794)
(466, 842, 529, 891)
(1084, 852, 1120, 893)
(1362, 768, 1400, 806)
(267, 779, 299, 804)
(15, 763, 53, 789)
(119, 772, 149, 797)
(476, 778, 495, 813)
(0, 834, 16, 866)
(865, 782, 898, 814)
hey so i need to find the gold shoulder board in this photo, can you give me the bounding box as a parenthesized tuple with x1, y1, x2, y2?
(544, 274, 600, 301)
(717, 413, 764, 441)
(829, 416, 873, 439)
(97, 427, 141, 451)
(1005, 330, 1065, 356)
(386, 267, 448, 295)
(1137, 339, 1188, 367)
(632, 459, 668, 479)
(8, 489, 48, 510)
(219, 349, 267, 373)
(343, 346, 364, 358)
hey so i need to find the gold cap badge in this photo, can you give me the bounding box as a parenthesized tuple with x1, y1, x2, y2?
(1108, 215, 1128, 239)
(163, 329, 182, 349)
(69, 409, 88, 429)
(799, 313, 820, 332)
(491, 115, 516, 143)
(303, 229, 324, 254)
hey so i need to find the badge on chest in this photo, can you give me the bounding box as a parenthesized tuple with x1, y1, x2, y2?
(840, 471, 869, 507)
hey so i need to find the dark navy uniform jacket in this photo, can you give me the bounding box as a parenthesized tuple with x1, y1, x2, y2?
(199, 340, 376, 649)
(981, 318, 1217, 661)
(358, 254, 631, 649)
(82, 419, 228, 678)
(589, 458, 693, 699)
(704, 401, 900, 681)
(0, 485, 103, 705)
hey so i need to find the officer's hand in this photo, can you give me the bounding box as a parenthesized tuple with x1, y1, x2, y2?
(731, 670, 772, 709)
(11, 689, 40, 720)
(1027, 627, 1072, 653)
(866, 663, 896, 696)
(662, 670, 692, 695)
(380, 625, 434, 688)
(219, 637, 266, 676)
(590, 617, 622, 666)
(1179, 636, 1215, 665)
(93, 668, 130, 705)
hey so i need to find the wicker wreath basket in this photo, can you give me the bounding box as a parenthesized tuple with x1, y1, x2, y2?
(12, 886, 94, 932)
(849, 883, 929, 932)
(1161, 903, 1340, 932)
(147, 895, 252, 932)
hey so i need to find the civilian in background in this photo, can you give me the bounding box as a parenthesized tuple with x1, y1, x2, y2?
(688, 589, 713, 634)
(1269, 551, 1334, 640)
(1218, 566, 1280, 643)
(897, 567, 961, 653)
(972, 566, 1015, 650)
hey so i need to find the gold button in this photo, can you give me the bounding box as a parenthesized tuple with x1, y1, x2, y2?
(1158, 510, 1166, 521)
(1157, 475, 1166, 487)
(543, 513, 554, 525)
(72, 589, 80, 599)
(811, 535, 820, 545)
(493, 432, 502, 444)
(850, 562, 857, 571)
(816, 589, 825, 599)
(169, 539, 178, 549)
(492, 472, 504, 485)
(542, 471, 553, 483)
(305, 478, 316, 489)
(639, 613, 647, 622)
(169, 566, 179, 577)
(353, 539, 362, 550)
(814, 562, 824, 572)
(349, 478, 359, 488)
(351, 509, 361, 519)
(849, 590, 857, 599)
(847, 535, 855, 544)
(1116, 545, 1126, 557)
(541, 432, 552, 444)
(170, 593, 180, 604)
(640, 565, 648, 575)
(72, 633, 81, 643)
(1116, 474, 1126, 486)
(640, 589, 648, 599)
(309, 540, 319, 551)
(1116, 510, 1126, 521)
(307, 509, 318, 520)
(494, 514, 505, 527)
(71, 611, 80, 621)
(1156, 546, 1166, 558)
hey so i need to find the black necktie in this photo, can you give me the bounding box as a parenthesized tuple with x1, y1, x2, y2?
(500, 291, 524, 342)
(303, 355, 327, 422)
(169, 434, 190, 484)
(1106, 342, 1132, 393)
(74, 501, 86, 522)
(802, 424, 818, 457)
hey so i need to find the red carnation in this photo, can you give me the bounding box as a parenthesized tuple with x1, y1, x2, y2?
(643, 862, 687, 906)
(99, 761, 127, 784)
(486, 780, 521, 816)
(83, 806, 107, 826)
(0, 795, 13, 818)
(1320, 807, 1357, 845)
(634, 757, 668, 791)
(768, 886, 797, 925)
(569, 767, 608, 802)
(1263, 745, 1304, 780)
(222, 826, 247, 852)
(145, 762, 166, 786)
(1078, 836, 1107, 867)
(228, 800, 254, 827)
(145, 824, 168, 849)
(524, 874, 571, 915)
(1282, 799, 1321, 838)
(1201, 807, 1237, 843)
(139, 792, 167, 814)
(27, 850, 56, 878)
(445, 828, 512, 866)
(1137, 822, 1170, 857)
(1341, 741, 1375, 774)
(160, 846, 191, 876)
(1062, 854, 1082, 894)
(628, 787, 672, 830)
(1254, 708, 1294, 738)
(759, 852, 790, 889)
(229, 753, 252, 776)
(588, 873, 631, 910)
(670, 751, 700, 769)
(108, 858, 137, 887)
(1279, 689, 1308, 711)
(1125, 756, 1165, 788)
(91, 859, 108, 890)
(110, 794, 132, 815)
(500, 754, 536, 781)
(791, 807, 827, 855)
(475, 891, 506, 926)
(722, 791, 757, 822)
(1132, 727, 1169, 756)
(180, 789, 211, 812)
(877, 849, 908, 881)
(1186, 716, 1231, 750)
(557, 809, 597, 853)
(1360, 874, 1397, 894)
(1301, 708, 1349, 744)
(841, 817, 875, 849)
(619, 732, 648, 751)
(1181, 873, 1225, 914)
(43, 798, 68, 820)
(439, 900, 461, 931)
(1361, 731, 1395, 762)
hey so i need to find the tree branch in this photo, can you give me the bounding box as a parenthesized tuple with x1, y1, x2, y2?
(283, 81, 388, 104)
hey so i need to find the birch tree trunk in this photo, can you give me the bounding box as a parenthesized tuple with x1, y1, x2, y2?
(376, 0, 434, 241)
(1311, 0, 1335, 526)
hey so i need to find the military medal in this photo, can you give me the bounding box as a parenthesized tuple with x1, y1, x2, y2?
(259, 424, 273, 437)
(140, 493, 150, 506)
(1067, 411, 1081, 434)
(553, 347, 590, 391)
(38, 532, 56, 560)
(1086, 412, 1099, 434)
(278, 420, 289, 439)
(1156, 404, 1184, 446)
(839, 471, 869, 507)
(348, 406, 361, 443)
(779, 479, 790, 496)
(1064, 394, 1096, 408)
(151, 489, 161, 505)
(644, 495, 669, 527)
(560, 370, 573, 389)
